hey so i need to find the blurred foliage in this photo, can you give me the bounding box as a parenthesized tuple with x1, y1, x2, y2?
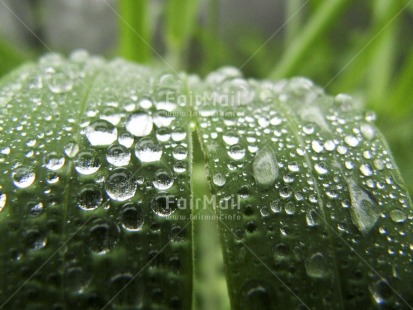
(0, 0, 412, 193)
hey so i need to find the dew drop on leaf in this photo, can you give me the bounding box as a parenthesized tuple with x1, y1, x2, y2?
(314, 162, 328, 175)
(27, 201, 43, 216)
(78, 184, 102, 211)
(172, 145, 187, 160)
(135, 138, 162, 162)
(223, 131, 239, 145)
(105, 168, 137, 201)
(44, 152, 65, 171)
(64, 142, 79, 158)
(171, 127, 187, 142)
(106, 144, 131, 167)
(47, 72, 73, 94)
(153, 170, 174, 190)
(369, 280, 393, 304)
(153, 109, 175, 127)
(125, 112, 153, 137)
(74, 150, 101, 175)
(212, 173, 226, 187)
(389, 209, 407, 223)
(89, 221, 120, 255)
(305, 253, 329, 278)
(120, 203, 144, 231)
(156, 127, 171, 142)
(228, 144, 246, 160)
(252, 147, 278, 187)
(12, 166, 35, 188)
(86, 119, 118, 146)
(347, 180, 379, 234)
(151, 193, 177, 216)
(344, 135, 359, 147)
(118, 132, 134, 148)
(0, 192, 6, 212)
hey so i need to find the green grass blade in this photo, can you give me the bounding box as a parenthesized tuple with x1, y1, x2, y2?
(0, 53, 193, 308)
(0, 36, 30, 77)
(165, 0, 201, 69)
(194, 69, 413, 308)
(269, 0, 350, 79)
(118, 0, 150, 63)
(285, 0, 305, 49)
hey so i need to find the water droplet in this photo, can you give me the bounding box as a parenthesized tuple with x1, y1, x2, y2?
(173, 161, 186, 173)
(305, 253, 329, 278)
(47, 72, 73, 93)
(311, 140, 324, 153)
(288, 162, 300, 172)
(369, 280, 393, 304)
(373, 159, 385, 170)
(344, 135, 359, 147)
(44, 152, 65, 170)
(173, 145, 187, 160)
(270, 116, 282, 126)
(74, 150, 101, 175)
(270, 200, 282, 213)
(284, 202, 296, 215)
(78, 184, 102, 210)
(89, 221, 120, 254)
(243, 283, 273, 310)
(120, 203, 144, 231)
(0, 192, 6, 211)
(125, 112, 153, 137)
(135, 138, 162, 162)
(171, 127, 187, 142)
(314, 162, 328, 175)
(252, 147, 278, 187)
(303, 123, 315, 135)
(12, 166, 35, 188)
(86, 119, 118, 146)
(105, 169, 137, 201)
(228, 144, 246, 160)
(153, 109, 175, 127)
(153, 170, 174, 190)
(274, 243, 290, 261)
(223, 131, 239, 145)
(324, 140, 336, 151)
(360, 164, 373, 177)
(347, 180, 379, 235)
(212, 173, 226, 187)
(360, 123, 375, 140)
(106, 145, 131, 167)
(118, 132, 134, 148)
(280, 186, 292, 199)
(151, 193, 177, 216)
(27, 201, 43, 216)
(306, 210, 319, 227)
(101, 107, 121, 125)
(25, 229, 47, 250)
(389, 209, 406, 223)
(156, 127, 171, 142)
(64, 142, 79, 158)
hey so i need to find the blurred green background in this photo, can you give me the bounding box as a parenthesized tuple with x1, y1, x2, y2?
(0, 0, 412, 195)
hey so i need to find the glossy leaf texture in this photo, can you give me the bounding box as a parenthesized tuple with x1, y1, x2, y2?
(193, 68, 413, 309)
(0, 52, 193, 309)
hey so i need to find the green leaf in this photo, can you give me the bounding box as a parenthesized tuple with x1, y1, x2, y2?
(0, 54, 412, 309)
(0, 52, 193, 308)
(194, 70, 413, 308)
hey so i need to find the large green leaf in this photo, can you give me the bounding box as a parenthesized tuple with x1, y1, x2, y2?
(194, 69, 413, 309)
(0, 54, 412, 309)
(0, 52, 193, 309)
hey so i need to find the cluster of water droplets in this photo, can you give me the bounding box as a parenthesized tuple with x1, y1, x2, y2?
(195, 69, 412, 308)
(0, 52, 193, 308)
